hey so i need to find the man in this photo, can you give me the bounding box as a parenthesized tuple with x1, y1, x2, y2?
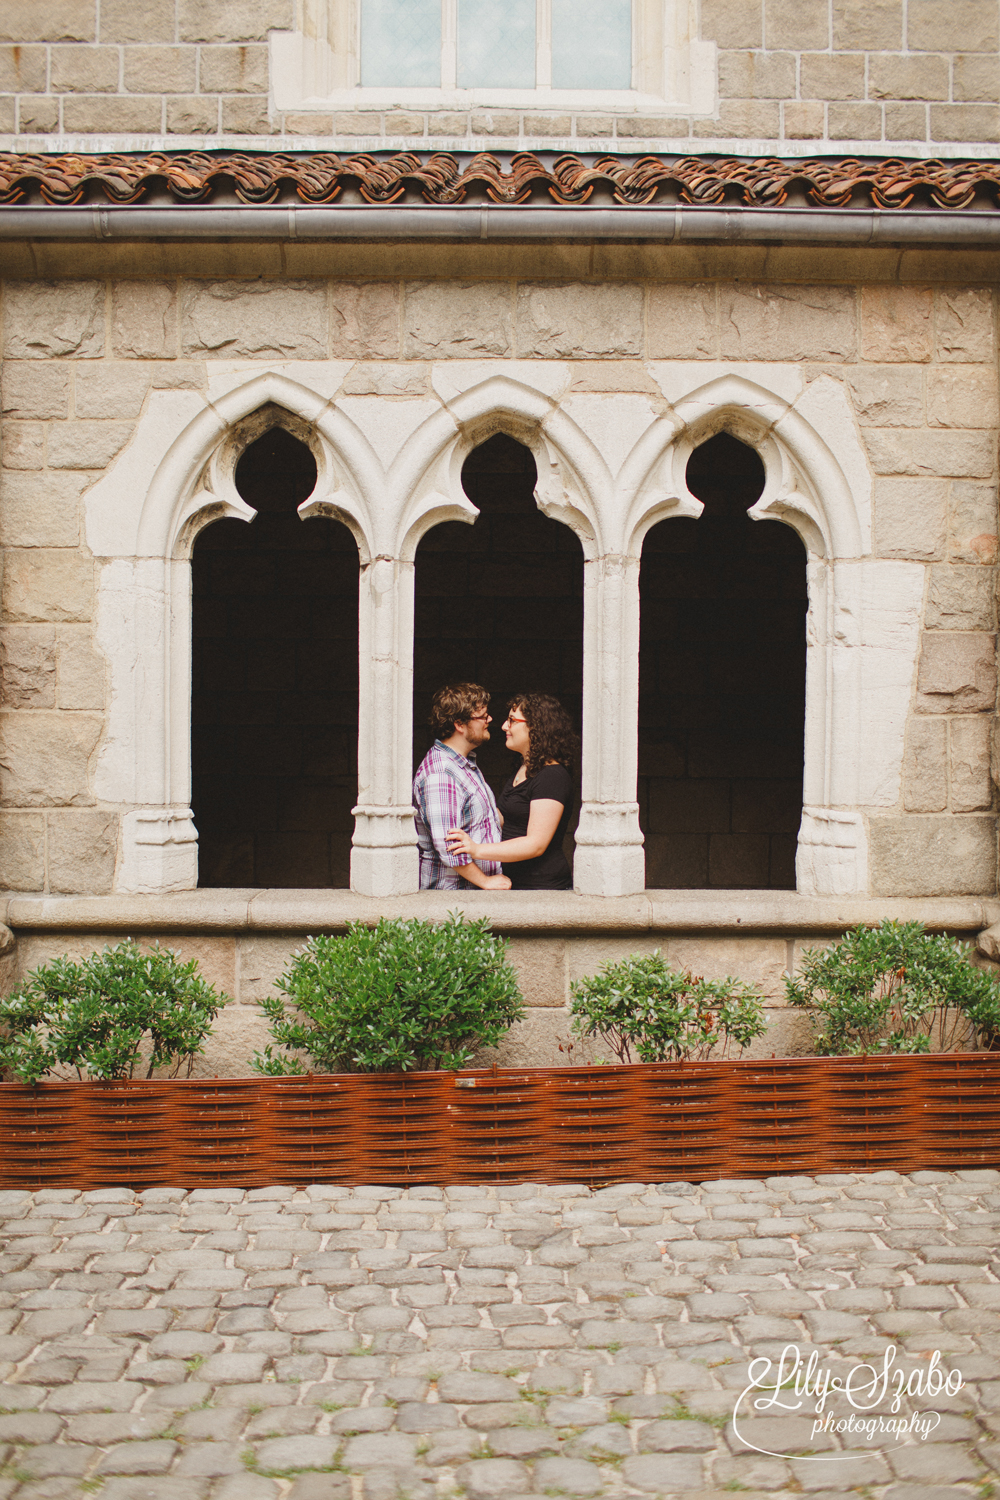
(413, 683, 512, 891)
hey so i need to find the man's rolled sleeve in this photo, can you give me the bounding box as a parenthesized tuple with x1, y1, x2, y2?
(421, 769, 468, 868)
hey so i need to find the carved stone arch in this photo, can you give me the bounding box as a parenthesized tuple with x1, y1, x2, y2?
(620, 372, 869, 562)
(620, 370, 885, 898)
(382, 373, 636, 896)
(86, 369, 383, 894)
(389, 375, 610, 563)
(135, 371, 381, 565)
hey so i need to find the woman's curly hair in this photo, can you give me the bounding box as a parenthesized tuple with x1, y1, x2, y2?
(509, 694, 579, 779)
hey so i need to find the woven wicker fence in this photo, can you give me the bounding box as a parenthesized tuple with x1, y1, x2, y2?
(1, 1056, 998, 1190)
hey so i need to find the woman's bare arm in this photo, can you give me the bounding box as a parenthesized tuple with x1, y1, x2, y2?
(446, 799, 563, 864)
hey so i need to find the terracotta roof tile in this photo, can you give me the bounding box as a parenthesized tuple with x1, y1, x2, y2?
(1, 151, 999, 210)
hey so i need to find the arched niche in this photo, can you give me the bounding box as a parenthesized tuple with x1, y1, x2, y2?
(191, 424, 360, 888)
(639, 432, 807, 889)
(412, 431, 584, 858)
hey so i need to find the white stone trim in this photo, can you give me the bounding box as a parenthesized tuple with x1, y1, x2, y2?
(6, 137, 1000, 159)
(625, 368, 898, 895)
(89, 371, 381, 892)
(642, 367, 870, 558)
(796, 808, 868, 899)
(116, 809, 201, 896)
(86, 358, 890, 900)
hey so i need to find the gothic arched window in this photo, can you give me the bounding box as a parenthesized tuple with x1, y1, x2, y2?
(191, 427, 360, 889)
(638, 433, 807, 890)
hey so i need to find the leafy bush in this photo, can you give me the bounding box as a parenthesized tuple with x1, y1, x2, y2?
(0, 940, 227, 1086)
(569, 951, 767, 1063)
(786, 920, 1000, 1055)
(253, 913, 524, 1074)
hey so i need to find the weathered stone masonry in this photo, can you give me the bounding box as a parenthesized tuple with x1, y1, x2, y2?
(0, 273, 996, 895)
(3, 0, 1000, 151)
(0, 262, 996, 1069)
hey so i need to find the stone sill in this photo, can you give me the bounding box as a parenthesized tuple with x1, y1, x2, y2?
(2, 889, 997, 936)
(3, 134, 997, 160)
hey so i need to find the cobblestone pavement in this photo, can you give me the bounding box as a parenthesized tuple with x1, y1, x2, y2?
(1, 1172, 1000, 1500)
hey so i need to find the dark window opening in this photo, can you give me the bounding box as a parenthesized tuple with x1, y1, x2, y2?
(638, 432, 806, 889)
(412, 433, 583, 859)
(191, 426, 359, 888)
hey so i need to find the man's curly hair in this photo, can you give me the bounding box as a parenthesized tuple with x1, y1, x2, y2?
(429, 682, 489, 739)
(509, 694, 579, 779)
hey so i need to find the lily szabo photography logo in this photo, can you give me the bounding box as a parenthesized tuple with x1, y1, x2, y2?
(734, 1344, 964, 1456)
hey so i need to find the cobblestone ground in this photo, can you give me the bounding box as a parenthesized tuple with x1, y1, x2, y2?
(1, 1172, 999, 1500)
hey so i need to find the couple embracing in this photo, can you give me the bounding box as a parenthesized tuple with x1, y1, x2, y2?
(413, 682, 577, 892)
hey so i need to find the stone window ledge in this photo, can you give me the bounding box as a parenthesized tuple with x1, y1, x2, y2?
(2, 890, 996, 937)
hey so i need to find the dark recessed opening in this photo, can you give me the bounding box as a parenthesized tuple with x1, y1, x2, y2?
(412, 432, 583, 859)
(191, 425, 358, 888)
(638, 431, 806, 889)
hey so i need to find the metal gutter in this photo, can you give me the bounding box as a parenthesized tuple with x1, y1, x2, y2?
(1, 204, 1000, 245)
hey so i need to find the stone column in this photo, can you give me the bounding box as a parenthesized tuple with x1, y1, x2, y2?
(97, 557, 199, 893)
(573, 552, 645, 896)
(351, 554, 420, 895)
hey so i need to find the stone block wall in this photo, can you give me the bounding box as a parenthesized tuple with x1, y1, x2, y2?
(701, 0, 1000, 146)
(0, 0, 293, 139)
(1, 925, 829, 1075)
(1, 0, 999, 149)
(0, 273, 997, 900)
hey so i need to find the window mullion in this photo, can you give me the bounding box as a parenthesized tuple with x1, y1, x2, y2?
(536, 0, 551, 89)
(635, 0, 661, 95)
(441, 0, 457, 89)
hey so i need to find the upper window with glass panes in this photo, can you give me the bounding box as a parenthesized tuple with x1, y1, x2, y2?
(270, 0, 715, 124)
(363, 0, 630, 92)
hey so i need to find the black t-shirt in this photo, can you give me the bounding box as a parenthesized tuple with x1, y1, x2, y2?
(497, 763, 574, 890)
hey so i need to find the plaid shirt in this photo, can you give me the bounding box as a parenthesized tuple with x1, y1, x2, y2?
(412, 740, 502, 890)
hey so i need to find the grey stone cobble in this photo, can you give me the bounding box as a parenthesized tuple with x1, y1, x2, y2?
(0, 1173, 999, 1497)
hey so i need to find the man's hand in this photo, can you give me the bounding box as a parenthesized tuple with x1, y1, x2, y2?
(481, 873, 512, 890)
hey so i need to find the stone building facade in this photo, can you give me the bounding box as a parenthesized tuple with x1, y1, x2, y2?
(1, 0, 999, 153)
(0, 0, 999, 1072)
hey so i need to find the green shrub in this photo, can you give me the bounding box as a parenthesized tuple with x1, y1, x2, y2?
(786, 919, 1000, 1055)
(569, 950, 767, 1063)
(0, 939, 227, 1086)
(252, 913, 524, 1074)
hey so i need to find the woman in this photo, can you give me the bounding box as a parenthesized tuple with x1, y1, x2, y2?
(446, 693, 577, 890)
